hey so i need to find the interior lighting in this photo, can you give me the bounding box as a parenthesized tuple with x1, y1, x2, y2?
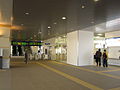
(94, 0, 99, 2)
(25, 12, 30, 15)
(97, 34, 103, 36)
(54, 22, 57, 24)
(11, 25, 23, 30)
(11, 16, 14, 22)
(0, 24, 11, 28)
(0, 30, 3, 36)
(21, 24, 24, 26)
(62, 17, 67, 20)
(48, 26, 51, 29)
(81, 5, 85, 9)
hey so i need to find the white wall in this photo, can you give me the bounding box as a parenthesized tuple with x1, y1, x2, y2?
(67, 31, 78, 66)
(108, 47, 120, 59)
(78, 31, 94, 66)
(67, 30, 94, 66)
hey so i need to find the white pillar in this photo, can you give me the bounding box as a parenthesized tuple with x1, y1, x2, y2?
(67, 31, 79, 66)
(67, 30, 94, 66)
(0, 0, 13, 69)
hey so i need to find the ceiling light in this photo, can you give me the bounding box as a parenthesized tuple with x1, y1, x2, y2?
(54, 22, 57, 24)
(81, 5, 85, 9)
(63, 36, 66, 38)
(94, 0, 99, 2)
(25, 12, 30, 15)
(97, 34, 102, 36)
(48, 26, 51, 29)
(21, 24, 24, 26)
(62, 17, 67, 20)
(91, 21, 94, 24)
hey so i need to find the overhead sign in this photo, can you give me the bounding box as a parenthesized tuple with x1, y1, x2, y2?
(11, 41, 42, 46)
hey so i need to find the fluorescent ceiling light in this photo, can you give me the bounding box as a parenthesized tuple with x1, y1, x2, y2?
(21, 24, 24, 26)
(94, 0, 99, 2)
(48, 26, 51, 29)
(97, 34, 103, 36)
(25, 12, 30, 15)
(62, 17, 66, 20)
(81, 5, 85, 9)
(54, 22, 57, 24)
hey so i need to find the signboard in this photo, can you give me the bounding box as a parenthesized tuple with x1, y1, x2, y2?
(106, 37, 120, 47)
(11, 41, 42, 46)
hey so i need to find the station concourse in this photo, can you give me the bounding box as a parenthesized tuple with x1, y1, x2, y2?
(0, 0, 120, 90)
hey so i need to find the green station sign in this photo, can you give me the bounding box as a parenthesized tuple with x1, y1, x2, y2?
(11, 41, 42, 46)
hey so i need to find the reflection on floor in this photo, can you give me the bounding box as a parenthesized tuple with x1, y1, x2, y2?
(0, 57, 120, 90)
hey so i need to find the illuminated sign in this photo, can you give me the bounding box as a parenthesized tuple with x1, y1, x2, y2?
(11, 41, 42, 46)
(106, 37, 120, 47)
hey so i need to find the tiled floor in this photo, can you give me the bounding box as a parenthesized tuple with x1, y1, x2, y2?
(0, 58, 120, 90)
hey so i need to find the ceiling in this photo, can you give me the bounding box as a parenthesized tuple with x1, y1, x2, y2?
(12, 0, 120, 40)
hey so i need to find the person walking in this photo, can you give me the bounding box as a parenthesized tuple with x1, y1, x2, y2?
(102, 50, 108, 67)
(25, 50, 29, 64)
(95, 49, 102, 66)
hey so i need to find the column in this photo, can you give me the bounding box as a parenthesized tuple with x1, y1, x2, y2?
(67, 30, 94, 66)
(0, 0, 13, 69)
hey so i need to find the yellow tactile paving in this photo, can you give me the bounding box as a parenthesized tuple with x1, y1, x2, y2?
(0, 69, 6, 72)
(50, 61, 120, 79)
(36, 62, 103, 90)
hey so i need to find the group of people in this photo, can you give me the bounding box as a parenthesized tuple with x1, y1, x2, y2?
(94, 49, 108, 67)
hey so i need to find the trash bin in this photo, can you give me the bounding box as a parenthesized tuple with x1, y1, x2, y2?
(0, 56, 2, 69)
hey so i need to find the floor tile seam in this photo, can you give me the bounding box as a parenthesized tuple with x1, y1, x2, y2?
(36, 62, 103, 90)
(39, 62, 120, 86)
(10, 61, 120, 79)
(50, 61, 120, 79)
(109, 87, 120, 90)
(98, 69, 120, 73)
(41, 61, 120, 81)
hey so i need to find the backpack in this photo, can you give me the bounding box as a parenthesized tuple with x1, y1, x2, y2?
(95, 51, 102, 58)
